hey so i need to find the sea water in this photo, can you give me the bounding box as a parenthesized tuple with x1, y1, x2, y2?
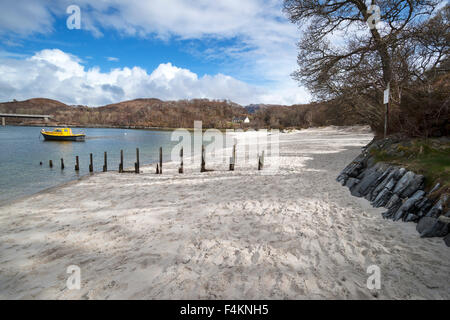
(0, 126, 185, 204)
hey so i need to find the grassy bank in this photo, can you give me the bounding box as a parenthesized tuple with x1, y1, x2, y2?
(369, 137, 450, 195)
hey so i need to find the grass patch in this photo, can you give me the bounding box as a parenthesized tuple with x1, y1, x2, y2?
(370, 138, 450, 193)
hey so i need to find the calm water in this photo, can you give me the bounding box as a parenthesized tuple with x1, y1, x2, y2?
(0, 126, 187, 204)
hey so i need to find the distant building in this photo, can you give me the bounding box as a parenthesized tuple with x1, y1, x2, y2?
(232, 116, 250, 124)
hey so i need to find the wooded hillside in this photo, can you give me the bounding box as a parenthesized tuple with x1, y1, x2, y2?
(0, 97, 367, 129)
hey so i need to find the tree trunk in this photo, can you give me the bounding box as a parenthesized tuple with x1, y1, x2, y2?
(356, 0, 393, 135)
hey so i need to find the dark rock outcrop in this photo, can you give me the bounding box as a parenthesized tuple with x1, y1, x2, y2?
(382, 194, 403, 219)
(416, 217, 449, 238)
(444, 234, 450, 247)
(365, 166, 394, 201)
(405, 214, 420, 222)
(393, 190, 425, 221)
(337, 139, 449, 246)
(425, 195, 448, 218)
(345, 178, 360, 189)
(351, 166, 382, 197)
(373, 187, 394, 208)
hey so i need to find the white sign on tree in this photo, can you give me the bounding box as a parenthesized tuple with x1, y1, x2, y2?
(383, 84, 390, 104)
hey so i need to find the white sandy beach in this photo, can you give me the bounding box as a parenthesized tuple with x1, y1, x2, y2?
(0, 126, 449, 299)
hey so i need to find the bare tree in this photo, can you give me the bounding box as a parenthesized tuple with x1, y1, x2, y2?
(410, 5, 450, 83)
(283, 0, 439, 134)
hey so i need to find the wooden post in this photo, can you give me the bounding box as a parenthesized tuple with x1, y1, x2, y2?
(89, 153, 93, 172)
(179, 147, 184, 174)
(1, 117, 5, 126)
(258, 150, 264, 170)
(135, 148, 140, 174)
(229, 156, 235, 171)
(156, 163, 159, 174)
(103, 152, 107, 172)
(229, 143, 236, 171)
(75, 156, 79, 171)
(119, 150, 123, 173)
(159, 147, 163, 174)
(49, 160, 53, 168)
(60, 158, 64, 170)
(261, 150, 264, 169)
(201, 144, 206, 172)
(40, 161, 42, 166)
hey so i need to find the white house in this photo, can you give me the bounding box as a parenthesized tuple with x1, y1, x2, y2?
(232, 116, 250, 124)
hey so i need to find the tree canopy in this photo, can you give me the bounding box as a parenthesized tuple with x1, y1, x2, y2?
(284, 0, 449, 137)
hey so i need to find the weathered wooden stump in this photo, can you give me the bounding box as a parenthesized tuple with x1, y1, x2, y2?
(89, 153, 93, 172)
(159, 147, 163, 174)
(258, 150, 265, 170)
(135, 148, 140, 174)
(119, 150, 123, 173)
(229, 143, 236, 171)
(103, 152, 107, 172)
(201, 145, 206, 172)
(179, 147, 184, 174)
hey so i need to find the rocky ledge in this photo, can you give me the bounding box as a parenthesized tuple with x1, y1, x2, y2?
(337, 138, 449, 247)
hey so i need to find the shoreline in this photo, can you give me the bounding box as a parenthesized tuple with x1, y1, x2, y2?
(1, 126, 449, 299)
(0, 125, 210, 206)
(6, 123, 190, 131)
(2, 123, 253, 132)
(0, 161, 173, 209)
(2, 123, 354, 133)
(0, 126, 293, 208)
(0, 174, 94, 208)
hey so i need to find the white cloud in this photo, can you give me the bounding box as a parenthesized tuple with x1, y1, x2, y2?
(106, 57, 119, 62)
(0, 1, 311, 105)
(74, 0, 303, 87)
(0, 49, 309, 106)
(0, 0, 54, 36)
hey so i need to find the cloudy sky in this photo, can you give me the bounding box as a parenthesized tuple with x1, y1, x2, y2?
(0, 0, 310, 106)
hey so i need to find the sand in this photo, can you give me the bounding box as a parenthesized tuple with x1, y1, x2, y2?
(0, 126, 449, 299)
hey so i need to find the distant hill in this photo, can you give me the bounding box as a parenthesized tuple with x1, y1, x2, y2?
(244, 104, 275, 114)
(0, 98, 73, 114)
(0, 97, 367, 129)
(0, 98, 249, 128)
(244, 104, 261, 114)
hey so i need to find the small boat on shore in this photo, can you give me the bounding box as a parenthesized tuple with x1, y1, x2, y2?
(41, 128, 85, 141)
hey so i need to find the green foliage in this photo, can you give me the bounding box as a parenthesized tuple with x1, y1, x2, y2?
(371, 139, 450, 191)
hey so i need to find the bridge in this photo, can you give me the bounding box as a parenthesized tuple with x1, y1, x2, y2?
(1, 113, 52, 126)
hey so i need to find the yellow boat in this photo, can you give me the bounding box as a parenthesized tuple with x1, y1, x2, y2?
(41, 128, 85, 141)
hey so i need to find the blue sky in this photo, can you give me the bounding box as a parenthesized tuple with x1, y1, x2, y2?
(0, 0, 311, 106)
(5, 26, 220, 78)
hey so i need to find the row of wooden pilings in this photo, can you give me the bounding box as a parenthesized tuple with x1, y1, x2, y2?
(41, 144, 265, 174)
